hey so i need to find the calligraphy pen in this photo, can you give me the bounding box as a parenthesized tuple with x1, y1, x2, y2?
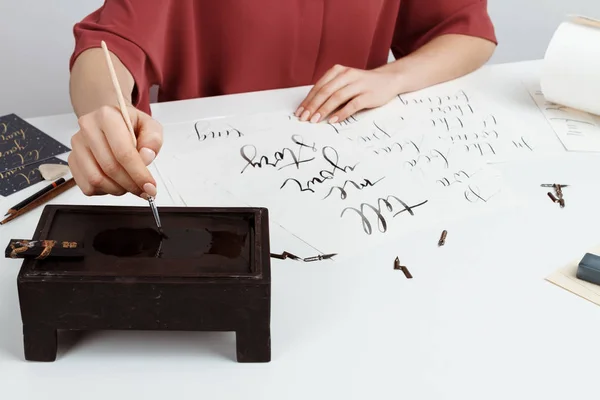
(1, 178, 76, 225)
(4, 177, 66, 216)
(101, 40, 165, 237)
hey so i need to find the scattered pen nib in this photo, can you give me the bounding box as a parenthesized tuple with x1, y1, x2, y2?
(303, 253, 337, 262)
(438, 230, 447, 246)
(401, 266, 413, 279)
(394, 257, 412, 279)
(270, 252, 336, 262)
(270, 251, 301, 261)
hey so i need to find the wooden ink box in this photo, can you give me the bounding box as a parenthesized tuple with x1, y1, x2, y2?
(8, 205, 271, 362)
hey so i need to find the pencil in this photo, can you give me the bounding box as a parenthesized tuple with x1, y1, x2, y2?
(5, 178, 66, 216)
(0, 178, 76, 225)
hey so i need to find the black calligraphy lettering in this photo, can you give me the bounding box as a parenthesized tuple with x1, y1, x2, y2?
(279, 178, 315, 193)
(373, 142, 403, 155)
(239, 135, 316, 173)
(372, 121, 391, 138)
(280, 145, 358, 192)
(513, 137, 533, 151)
(464, 184, 498, 203)
(341, 196, 428, 235)
(437, 170, 470, 186)
(195, 122, 243, 142)
(322, 146, 358, 174)
(323, 177, 384, 200)
(464, 142, 496, 156)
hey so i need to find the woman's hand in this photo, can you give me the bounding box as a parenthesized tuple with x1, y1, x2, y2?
(295, 64, 401, 124)
(68, 105, 163, 197)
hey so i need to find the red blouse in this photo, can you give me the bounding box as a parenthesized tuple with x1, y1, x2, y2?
(70, 0, 496, 114)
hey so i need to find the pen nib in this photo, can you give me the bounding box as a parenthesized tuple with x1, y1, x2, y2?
(147, 196, 167, 238)
(158, 227, 168, 239)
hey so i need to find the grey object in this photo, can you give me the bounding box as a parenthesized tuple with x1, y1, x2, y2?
(576, 253, 600, 285)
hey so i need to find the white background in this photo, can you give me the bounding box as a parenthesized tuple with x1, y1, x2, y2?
(0, 0, 598, 118)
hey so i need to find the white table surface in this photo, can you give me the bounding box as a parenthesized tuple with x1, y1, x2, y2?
(2, 59, 600, 399)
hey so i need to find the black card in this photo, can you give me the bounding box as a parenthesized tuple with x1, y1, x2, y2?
(0, 114, 70, 173)
(0, 157, 68, 197)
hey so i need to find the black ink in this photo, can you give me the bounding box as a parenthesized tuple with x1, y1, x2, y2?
(464, 142, 496, 156)
(328, 115, 358, 133)
(429, 104, 472, 117)
(279, 146, 358, 192)
(464, 185, 497, 203)
(93, 228, 163, 257)
(322, 146, 358, 174)
(372, 121, 391, 138)
(432, 117, 464, 131)
(446, 130, 499, 143)
(341, 196, 428, 235)
(437, 170, 471, 187)
(513, 137, 533, 151)
(195, 122, 243, 142)
(279, 178, 315, 193)
(373, 142, 403, 155)
(240, 135, 317, 173)
(93, 227, 247, 260)
(404, 147, 449, 169)
(483, 115, 497, 128)
(322, 177, 384, 200)
(392, 199, 428, 217)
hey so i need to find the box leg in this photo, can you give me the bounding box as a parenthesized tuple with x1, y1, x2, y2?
(236, 325, 271, 363)
(23, 324, 57, 362)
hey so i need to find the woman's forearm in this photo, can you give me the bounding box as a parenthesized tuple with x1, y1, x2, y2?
(380, 34, 497, 95)
(69, 48, 135, 118)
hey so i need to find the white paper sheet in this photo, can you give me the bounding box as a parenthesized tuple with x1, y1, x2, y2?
(541, 16, 600, 117)
(155, 83, 547, 255)
(166, 133, 508, 255)
(526, 83, 600, 152)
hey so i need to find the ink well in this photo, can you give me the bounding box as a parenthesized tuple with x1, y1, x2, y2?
(5, 205, 271, 363)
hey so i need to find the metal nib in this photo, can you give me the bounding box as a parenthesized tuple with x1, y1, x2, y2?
(147, 196, 166, 238)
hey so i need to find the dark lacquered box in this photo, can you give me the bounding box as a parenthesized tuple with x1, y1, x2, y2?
(12, 205, 271, 362)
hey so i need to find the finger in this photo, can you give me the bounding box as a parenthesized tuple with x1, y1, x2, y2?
(302, 73, 357, 123)
(82, 122, 142, 195)
(99, 108, 157, 197)
(313, 84, 362, 123)
(134, 110, 163, 165)
(330, 95, 369, 123)
(296, 64, 347, 120)
(70, 136, 126, 196)
(68, 149, 93, 196)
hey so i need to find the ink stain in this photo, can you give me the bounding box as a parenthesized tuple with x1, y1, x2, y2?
(93, 228, 162, 258)
(92, 227, 248, 259)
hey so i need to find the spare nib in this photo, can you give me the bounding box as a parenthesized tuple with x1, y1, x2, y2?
(147, 196, 167, 238)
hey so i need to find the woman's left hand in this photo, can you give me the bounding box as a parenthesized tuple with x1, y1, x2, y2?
(295, 64, 401, 124)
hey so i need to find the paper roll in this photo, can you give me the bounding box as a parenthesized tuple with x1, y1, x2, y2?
(541, 16, 600, 116)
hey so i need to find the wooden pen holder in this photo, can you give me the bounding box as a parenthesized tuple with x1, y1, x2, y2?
(8, 205, 271, 363)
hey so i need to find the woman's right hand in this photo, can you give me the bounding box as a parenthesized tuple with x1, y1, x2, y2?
(68, 104, 163, 198)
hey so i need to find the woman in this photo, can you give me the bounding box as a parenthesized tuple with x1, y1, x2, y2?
(68, 0, 496, 198)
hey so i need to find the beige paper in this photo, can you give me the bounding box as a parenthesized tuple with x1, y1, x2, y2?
(568, 15, 600, 29)
(546, 245, 600, 306)
(38, 163, 70, 181)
